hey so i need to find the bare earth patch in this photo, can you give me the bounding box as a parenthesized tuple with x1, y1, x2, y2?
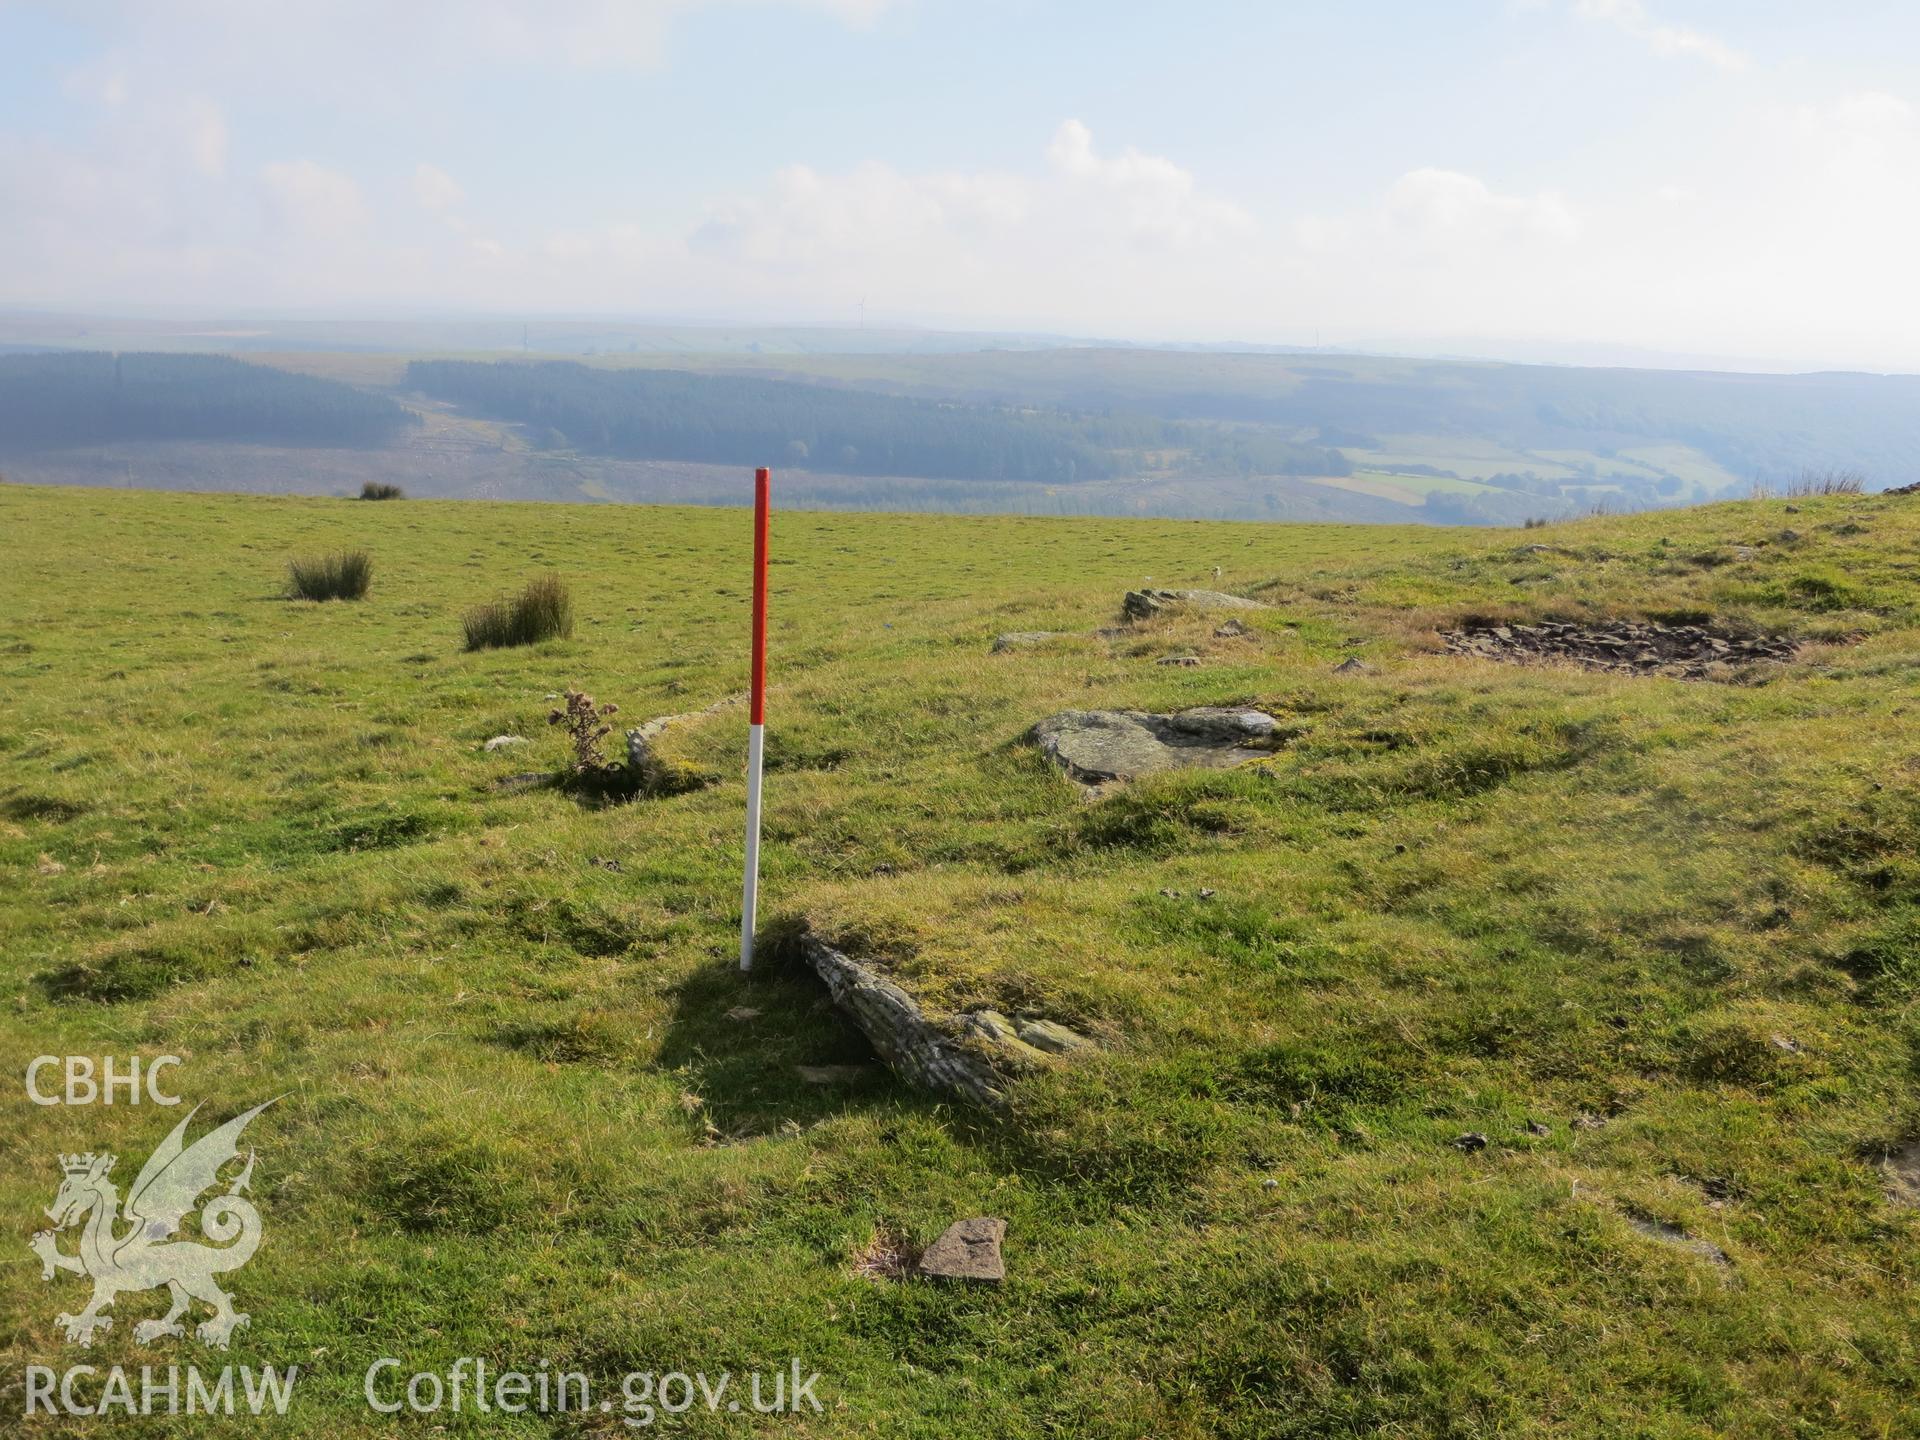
(1442, 619, 1796, 680)
(852, 1227, 919, 1282)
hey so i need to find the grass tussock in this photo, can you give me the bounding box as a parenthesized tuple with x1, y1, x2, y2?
(359, 480, 406, 500)
(462, 572, 573, 650)
(1784, 467, 1867, 497)
(287, 548, 372, 600)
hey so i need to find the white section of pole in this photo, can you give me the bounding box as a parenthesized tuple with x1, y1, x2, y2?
(740, 721, 766, 971)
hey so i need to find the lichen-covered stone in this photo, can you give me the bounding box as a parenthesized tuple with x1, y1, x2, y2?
(1029, 706, 1283, 786)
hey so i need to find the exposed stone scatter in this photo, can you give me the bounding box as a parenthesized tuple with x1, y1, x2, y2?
(1442, 620, 1795, 680)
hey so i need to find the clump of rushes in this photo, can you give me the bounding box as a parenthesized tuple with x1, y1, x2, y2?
(360, 481, 405, 500)
(287, 549, 372, 601)
(463, 573, 573, 650)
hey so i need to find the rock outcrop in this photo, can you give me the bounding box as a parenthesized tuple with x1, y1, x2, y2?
(1122, 588, 1268, 621)
(1030, 707, 1283, 787)
(797, 933, 1095, 1107)
(800, 934, 1010, 1106)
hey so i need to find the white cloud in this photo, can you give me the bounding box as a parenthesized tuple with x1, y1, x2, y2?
(1045, 119, 1253, 247)
(260, 159, 368, 239)
(43, 0, 899, 79)
(181, 96, 228, 178)
(1572, 0, 1749, 70)
(1384, 168, 1579, 244)
(665, 121, 1261, 330)
(7, 0, 1920, 369)
(61, 53, 130, 107)
(412, 163, 465, 214)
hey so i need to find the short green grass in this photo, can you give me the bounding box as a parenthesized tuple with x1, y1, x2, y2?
(2, 483, 1917, 1437)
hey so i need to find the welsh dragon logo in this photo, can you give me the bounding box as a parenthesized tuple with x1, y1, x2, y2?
(29, 1099, 276, 1349)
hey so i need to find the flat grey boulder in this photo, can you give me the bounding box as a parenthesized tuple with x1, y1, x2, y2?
(1030, 707, 1283, 786)
(1123, 588, 1268, 621)
(991, 631, 1069, 653)
(918, 1217, 1006, 1283)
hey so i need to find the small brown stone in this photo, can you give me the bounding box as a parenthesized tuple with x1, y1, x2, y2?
(918, 1216, 1006, 1283)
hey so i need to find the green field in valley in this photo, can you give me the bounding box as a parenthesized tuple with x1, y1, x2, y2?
(2, 482, 1918, 1436)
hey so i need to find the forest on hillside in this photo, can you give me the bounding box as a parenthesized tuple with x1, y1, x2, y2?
(0, 352, 415, 449)
(407, 359, 1350, 484)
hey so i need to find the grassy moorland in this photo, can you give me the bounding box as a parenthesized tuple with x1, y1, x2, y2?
(1, 481, 1917, 1437)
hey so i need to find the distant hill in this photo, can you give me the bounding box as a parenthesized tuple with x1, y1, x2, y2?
(5, 341, 1919, 525)
(0, 352, 415, 449)
(405, 358, 1348, 487)
(592, 348, 1920, 503)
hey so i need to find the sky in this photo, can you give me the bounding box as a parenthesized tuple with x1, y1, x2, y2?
(3, 0, 1920, 371)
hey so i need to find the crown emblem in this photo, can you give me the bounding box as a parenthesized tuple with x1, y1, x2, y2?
(59, 1153, 104, 1176)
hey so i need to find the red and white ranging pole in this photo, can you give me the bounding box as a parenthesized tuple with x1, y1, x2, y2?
(740, 466, 771, 972)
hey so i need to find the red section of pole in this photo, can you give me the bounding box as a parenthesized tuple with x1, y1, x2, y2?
(750, 467, 770, 725)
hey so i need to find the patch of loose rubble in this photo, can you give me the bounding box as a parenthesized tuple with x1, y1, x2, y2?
(1442, 619, 1796, 680)
(798, 931, 1096, 1107)
(1030, 707, 1286, 789)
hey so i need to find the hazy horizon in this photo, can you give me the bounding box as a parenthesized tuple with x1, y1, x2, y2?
(6, 2, 1920, 373)
(0, 304, 1912, 382)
